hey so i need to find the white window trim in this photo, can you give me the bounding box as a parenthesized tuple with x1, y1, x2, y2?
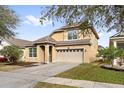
(29, 47, 37, 57)
(68, 30, 78, 40)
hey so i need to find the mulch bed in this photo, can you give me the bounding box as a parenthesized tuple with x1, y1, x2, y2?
(5, 62, 38, 67)
(101, 64, 124, 71)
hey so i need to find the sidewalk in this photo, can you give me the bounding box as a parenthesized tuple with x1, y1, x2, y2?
(43, 77, 124, 88)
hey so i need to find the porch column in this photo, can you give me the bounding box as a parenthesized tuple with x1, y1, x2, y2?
(37, 45, 42, 62)
(113, 41, 117, 48)
(45, 45, 50, 64)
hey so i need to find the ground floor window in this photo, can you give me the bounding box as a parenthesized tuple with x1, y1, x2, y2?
(29, 47, 37, 57)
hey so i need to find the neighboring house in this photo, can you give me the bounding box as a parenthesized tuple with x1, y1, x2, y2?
(110, 32, 124, 49)
(110, 32, 124, 65)
(0, 37, 32, 61)
(24, 23, 99, 63)
(98, 45, 104, 50)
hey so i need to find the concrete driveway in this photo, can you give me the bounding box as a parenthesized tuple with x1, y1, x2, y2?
(0, 62, 79, 88)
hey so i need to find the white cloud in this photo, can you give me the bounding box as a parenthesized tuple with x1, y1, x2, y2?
(23, 20, 31, 25)
(25, 15, 40, 26)
(23, 15, 52, 26)
(42, 19, 52, 26)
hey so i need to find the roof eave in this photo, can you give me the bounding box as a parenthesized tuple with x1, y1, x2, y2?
(33, 42, 56, 45)
(55, 43, 91, 47)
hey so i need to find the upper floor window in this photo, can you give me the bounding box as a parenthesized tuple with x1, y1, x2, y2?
(68, 30, 78, 40)
(29, 47, 37, 57)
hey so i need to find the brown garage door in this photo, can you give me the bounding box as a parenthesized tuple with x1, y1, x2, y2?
(56, 49, 84, 63)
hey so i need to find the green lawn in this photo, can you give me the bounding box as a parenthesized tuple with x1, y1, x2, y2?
(56, 63, 124, 85)
(34, 82, 76, 88)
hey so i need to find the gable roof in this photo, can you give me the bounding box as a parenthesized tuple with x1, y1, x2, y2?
(98, 45, 104, 49)
(4, 37, 32, 48)
(50, 23, 99, 39)
(56, 22, 83, 30)
(33, 35, 91, 46)
(33, 34, 91, 46)
(33, 23, 99, 46)
(33, 36, 56, 44)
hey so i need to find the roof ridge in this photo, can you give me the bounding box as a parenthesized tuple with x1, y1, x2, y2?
(33, 35, 56, 44)
(13, 37, 32, 42)
(34, 35, 49, 42)
(4, 37, 32, 42)
(1, 37, 33, 48)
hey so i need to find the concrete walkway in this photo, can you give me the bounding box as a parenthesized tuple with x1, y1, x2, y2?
(0, 62, 79, 88)
(11, 62, 79, 77)
(1, 62, 124, 88)
(43, 77, 124, 88)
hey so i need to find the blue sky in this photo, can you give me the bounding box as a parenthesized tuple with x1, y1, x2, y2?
(10, 5, 117, 47)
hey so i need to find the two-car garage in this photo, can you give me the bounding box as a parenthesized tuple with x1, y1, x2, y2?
(56, 49, 84, 63)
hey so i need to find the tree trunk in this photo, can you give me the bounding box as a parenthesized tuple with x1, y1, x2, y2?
(9, 56, 17, 64)
(111, 59, 114, 67)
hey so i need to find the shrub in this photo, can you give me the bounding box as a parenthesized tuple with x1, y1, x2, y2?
(98, 46, 124, 65)
(0, 45, 23, 63)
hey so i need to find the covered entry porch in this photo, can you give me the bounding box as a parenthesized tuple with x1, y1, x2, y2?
(112, 40, 124, 49)
(37, 44, 54, 64)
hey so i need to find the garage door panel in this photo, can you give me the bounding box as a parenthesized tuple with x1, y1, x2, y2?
(56, 49, 83, 63)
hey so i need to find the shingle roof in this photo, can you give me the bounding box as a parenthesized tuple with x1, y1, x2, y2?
(55, 39, 91, 46)
(110, 32, 124, 38)
(33, 35, 91, 46)
(33, 36, 56, 44)
(20, 23, 99, 47)
(98, 45, 104, 49)
(5, 37, 32, 48)
(51, 23, 99, 39)
(50, 23, 82, 35)
(56, 23, 82, 30)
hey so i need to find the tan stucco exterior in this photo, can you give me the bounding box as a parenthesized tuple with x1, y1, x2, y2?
(22, 27, 99, 63)
(51, 31, 64, 41)
(24, 47, 38, 62)
(51, 29, 98, 41)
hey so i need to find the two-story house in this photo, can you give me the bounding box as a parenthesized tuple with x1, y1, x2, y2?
(23, 23, 99, 63)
